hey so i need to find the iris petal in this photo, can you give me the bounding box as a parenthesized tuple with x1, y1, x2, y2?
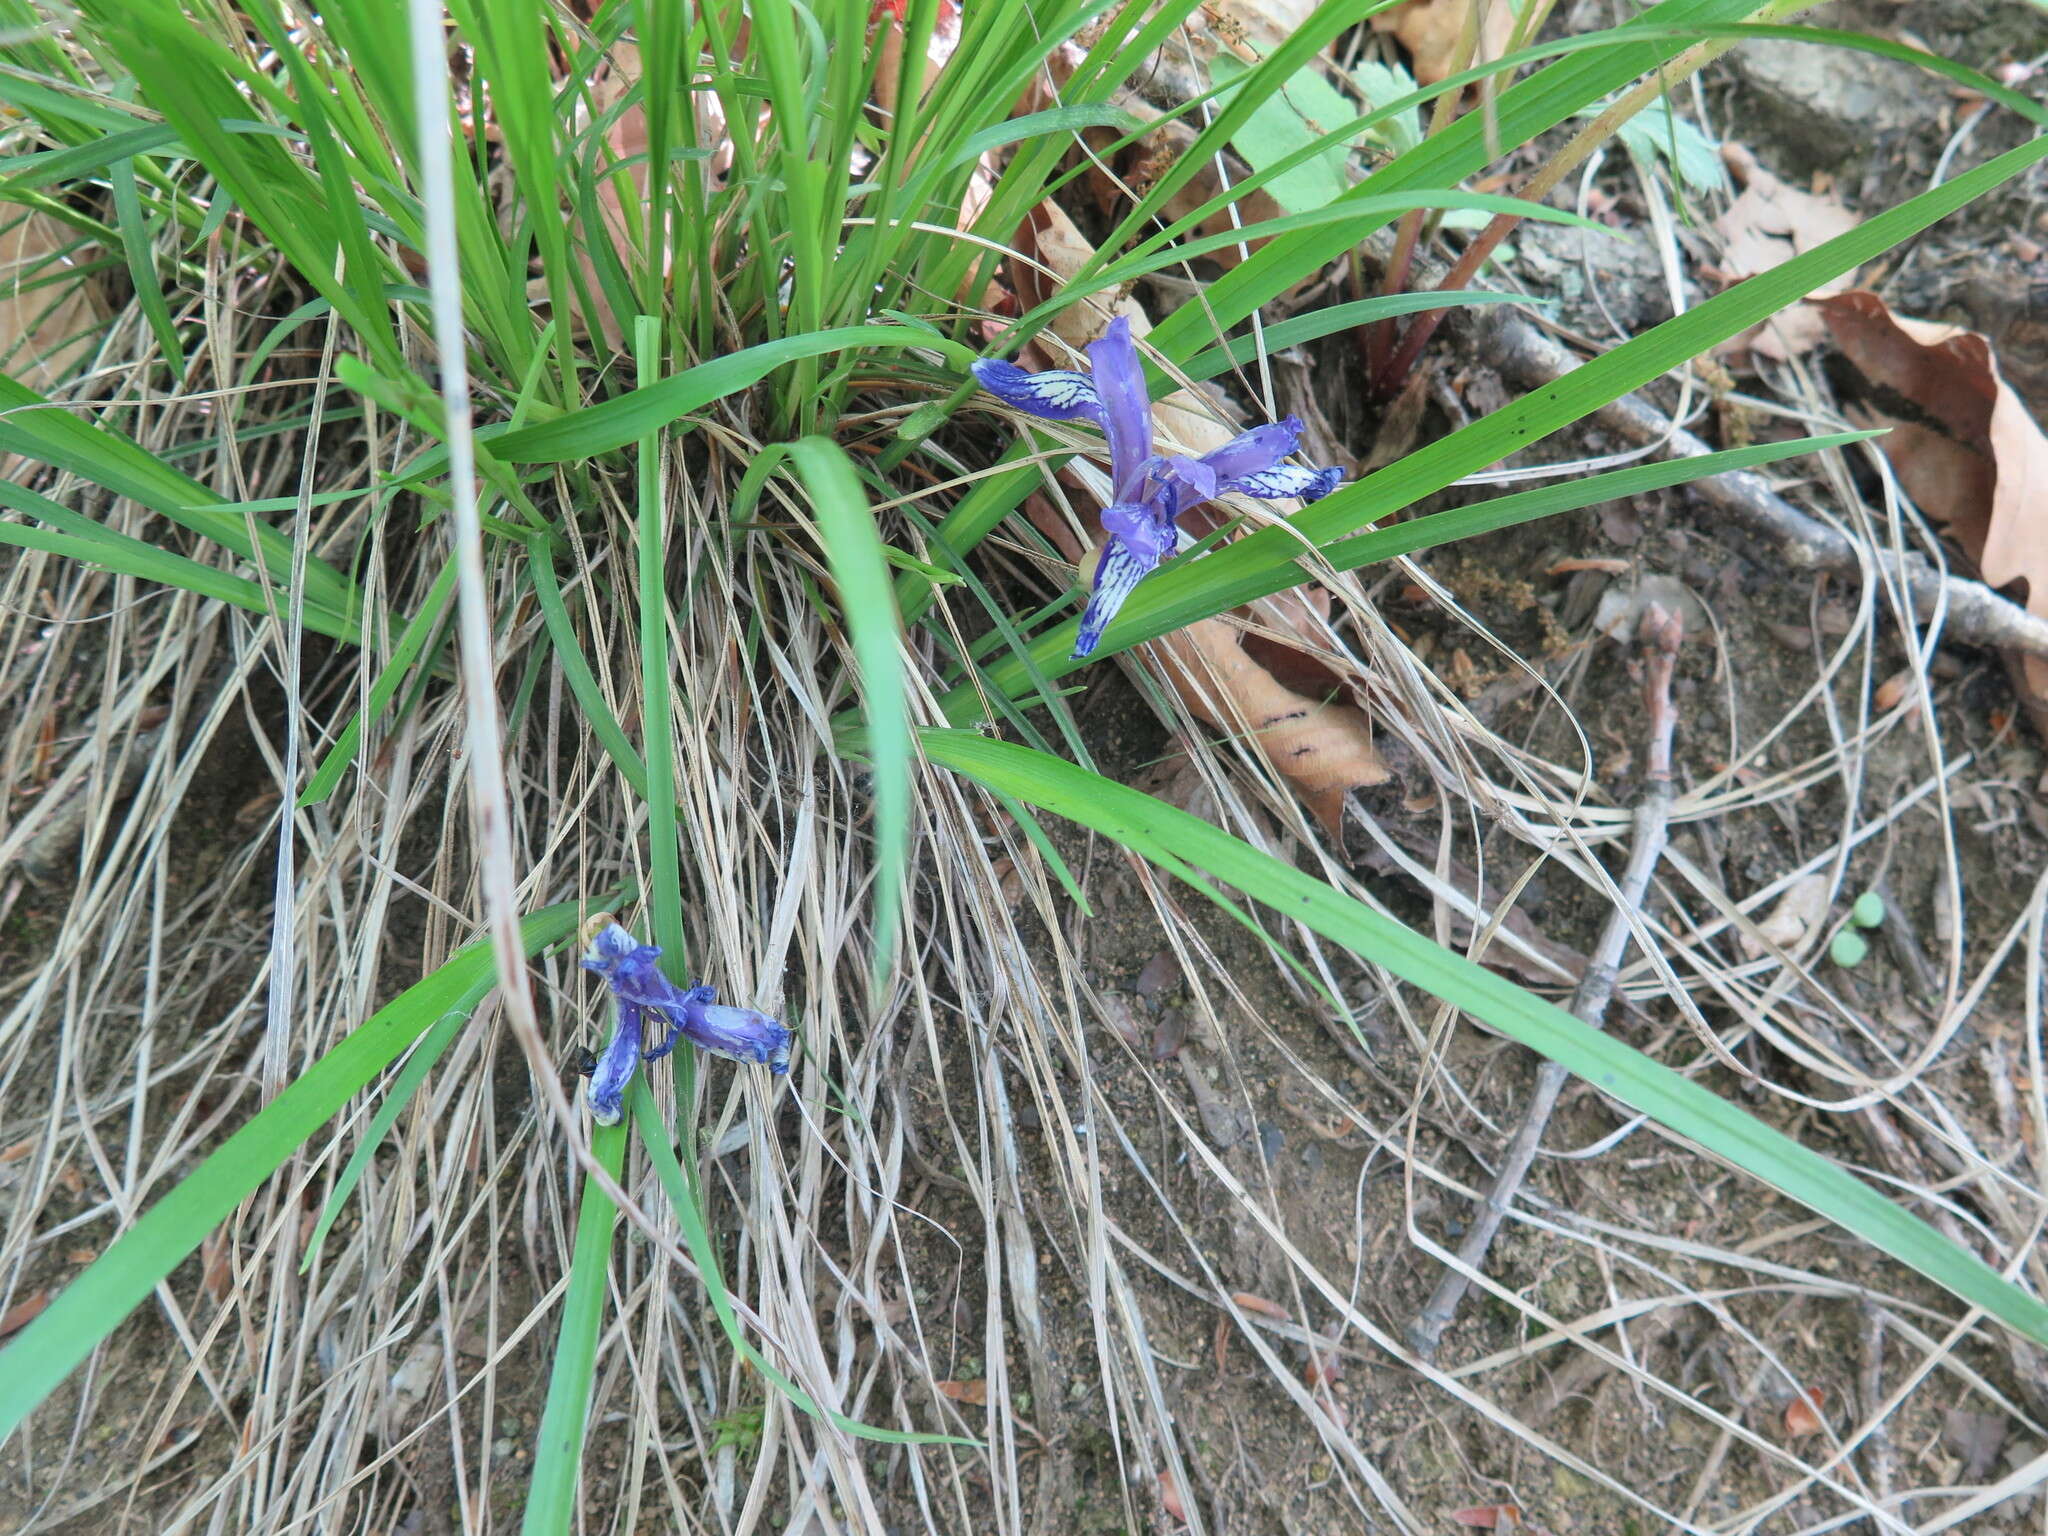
(681, 1003, 795, 1073)
(586, 1000, 644, 1125)
(1194, 417, 1304, 481)
(1074, 537, 1156, 658)
(1084, 317, 1156, 501)
(968, 359, 1105, 423)
(1217, 462, 1346, 503)
(1101, 500, 1173, 566)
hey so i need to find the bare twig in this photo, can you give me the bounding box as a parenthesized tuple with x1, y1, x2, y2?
(1478, 312, 2048, 662)
(1859, 1304, 1895, 1510)
(1406, 604, 1683, 1359)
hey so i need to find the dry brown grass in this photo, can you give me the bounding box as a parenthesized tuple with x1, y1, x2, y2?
(4, 72, 2048, 1536)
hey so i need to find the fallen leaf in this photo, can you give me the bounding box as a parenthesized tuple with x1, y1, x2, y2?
(1874, 668, 1914, 711)
(0, 208, 107, 393)
(0, 1291, 49, 1338)
(1135, 948, 1182, 1003)
(1712, 144, 1859, 363)
(1230, 1291, 1291, 1321)
(201, 1229, 234, 1302)
(1744, 872, 1831, 960)
(1822, 290, 2048, 741)
(1784, 1384, 1827, 1439)
(1371, 0, 1518, 89)
(1015, 205, 1390, 832)
(1159, 1469, 1188, 1524)
(1942, 1407, 2008, 1481)
(1446, 1506, 1522, 1530)
(1150, 1009, 1189, 1061)
(935, 1378, 988, 1405)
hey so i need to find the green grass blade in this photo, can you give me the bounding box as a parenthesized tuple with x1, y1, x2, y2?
(527, 539, 649, 794)
(109, 156, 184, 378)
(941, 429, 1879, 716)
(298, 1002, 469, 1269)
(521, 1122, 628, 1536)
(0, 900, 586, 1442)
(789, 435, 911, 983)
(1141, 0, 1770, 363)
(1177, 291, 1532, 385)
(0, 518, 351, 637)
(923, 732, 2048, 1347)
(298, 557, 461, 806)
(491, 325, 974, 462)
(633, 316, 687, 971)
(0, 370, 359, 620)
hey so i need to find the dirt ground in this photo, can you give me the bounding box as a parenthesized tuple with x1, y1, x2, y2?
(5, 3, 2048, 1532)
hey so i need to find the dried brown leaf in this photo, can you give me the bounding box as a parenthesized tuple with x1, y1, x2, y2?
(1822, 289, 2048, 737)
(1230, 1291, 1290, 1321)
(1784, 1384, 1827, 1439)
(1370, 0, 1518, 88)
(1712, 144, 1858, 363)
(0, 1291, 49, 1338)
(935, 1378, 988, 1405)
(1446, 1507, 1522, 1530)
(0, 210, 106, 393)
(1158, 1469, 1188, 1524)
(1743, 872, 1830, 960)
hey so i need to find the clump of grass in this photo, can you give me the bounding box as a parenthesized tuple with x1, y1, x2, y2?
(2, 0, 2046, 1529)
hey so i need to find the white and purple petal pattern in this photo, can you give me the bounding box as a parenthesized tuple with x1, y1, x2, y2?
(1075, 539, 1155, 659)
(971, 321, 1345, 660)
(967, 359, 1104, 423)
(1215, 462, 1346, 504)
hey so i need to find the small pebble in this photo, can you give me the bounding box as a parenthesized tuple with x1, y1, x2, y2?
(1830, 930, 1869, 968)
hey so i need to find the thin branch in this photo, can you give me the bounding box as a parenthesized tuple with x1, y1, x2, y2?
(1407, 602, 1683, 1360)
(1479, 312, 2048, 663)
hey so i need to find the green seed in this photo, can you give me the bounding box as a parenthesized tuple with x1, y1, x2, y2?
(1830, 930, 1869, 968)
(1851, 891, 1886, 929)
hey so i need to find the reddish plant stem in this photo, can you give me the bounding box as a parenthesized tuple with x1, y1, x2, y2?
(1371, 207, 1522, 398)
(1365, 207, 1426, 382)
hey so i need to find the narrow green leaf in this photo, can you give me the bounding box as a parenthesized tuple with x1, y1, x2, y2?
(789, 436, 911, 983)
(522, 1123, 627, 1536)
(0, 901, 587, 1442)
(492, 325, 973, 462)
(627, 1085, 975, 1446)
(298, 557, 461, 806)
(923, 732, 2048, 1347)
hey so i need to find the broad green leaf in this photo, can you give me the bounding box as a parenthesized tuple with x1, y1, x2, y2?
(1207, 53, 1356, 214)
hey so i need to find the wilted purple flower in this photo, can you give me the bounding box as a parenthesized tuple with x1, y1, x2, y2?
(970, 316, 1344, 657)
(578, 919, 792, 1123)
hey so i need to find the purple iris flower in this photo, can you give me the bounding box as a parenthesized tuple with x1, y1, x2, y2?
(578, 920, 793, 1124)
(970, 315, 1344, 657)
